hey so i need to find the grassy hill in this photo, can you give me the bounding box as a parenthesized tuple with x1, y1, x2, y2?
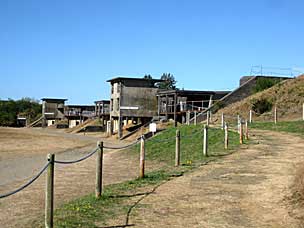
(215, 75, 304, 122)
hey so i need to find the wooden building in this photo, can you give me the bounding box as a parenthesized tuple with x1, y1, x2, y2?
(157, 90, 230, 125)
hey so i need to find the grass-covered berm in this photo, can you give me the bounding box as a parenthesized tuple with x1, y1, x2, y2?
(214, 75, 304, 123)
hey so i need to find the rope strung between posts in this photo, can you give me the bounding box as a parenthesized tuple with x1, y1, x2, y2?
(147, 136, 175, 143)
(103, 140, 140, 150)
(54, 147, 99, 164)
(147, 128, 204, 142)
(0, 161, 50, 199)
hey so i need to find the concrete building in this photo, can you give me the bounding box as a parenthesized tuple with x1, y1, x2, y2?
(94, 100, 110, 128)
(107, 77, 163, 137)
(157, 90, 230, 125)
(64, 105, 95, 128)
(95, 100, 110, 117)
(41, 98, 106, 128)
(41, 98, 67, 127)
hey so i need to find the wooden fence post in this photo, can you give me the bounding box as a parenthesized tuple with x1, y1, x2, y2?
(45, 154, 54, 228)
(221, 113, 224, 130)
(106, 121, 111, 137)
(239, 120, 243, 144)
(206, 111, 210, 126)
(274, 106, 277, 124)
(302, 103, 304, 120)
(302, 103, 304, 121)
(224, 122, 228, 149)
(203, 125, 208, 157)
(96, 141, 103, 198)
(186, 111, 190, 125)
(237, 115, 240, 133)
(175, 130, 180, 166)
(245, 120, 249, 140)
(140, 136, 145, 178)
(249, 110, 253, 123)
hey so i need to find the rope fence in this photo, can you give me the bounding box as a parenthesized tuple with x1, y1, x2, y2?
(0, 116, 251, 228)
(103, 140, 140, 150)
(54, 148, 99, 164)
(5, 103, 304, 227)
(0, 161, 50, 199)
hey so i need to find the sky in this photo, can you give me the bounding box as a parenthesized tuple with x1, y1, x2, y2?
(1, 0, 304, 104)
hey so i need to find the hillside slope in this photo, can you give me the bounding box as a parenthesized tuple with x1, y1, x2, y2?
(215, 75, 304, 122)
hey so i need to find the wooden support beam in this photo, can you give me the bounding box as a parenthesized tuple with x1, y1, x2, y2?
(174, 93, 177, 127)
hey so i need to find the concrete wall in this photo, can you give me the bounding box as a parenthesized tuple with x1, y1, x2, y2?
(69, 119, 82, 128)
(192, 76, 292, 123)
(120, 87, 158, 117)
(47, 120, 55, 126)
(239, 76, 255, 86)
(110, 83, 158, 118)
(220, 76, 258, 107)
(110, 82, 120, 115)
(221, 76, 291, 107)
(43, 102, 65, 119)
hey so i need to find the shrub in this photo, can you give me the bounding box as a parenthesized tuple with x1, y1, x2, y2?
(253, 78, 281, 93)
(251, 98, 273, 114)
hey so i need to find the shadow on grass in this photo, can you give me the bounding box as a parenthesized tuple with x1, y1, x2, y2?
(99, 172, 186, 228)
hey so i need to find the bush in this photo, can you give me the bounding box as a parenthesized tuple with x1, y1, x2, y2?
(253, 78, 281, 93)
(251, 98, 273, 114)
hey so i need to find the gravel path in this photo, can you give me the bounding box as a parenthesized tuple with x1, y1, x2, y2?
(0, 128, 139, 227)
(127, 130, 304, 228)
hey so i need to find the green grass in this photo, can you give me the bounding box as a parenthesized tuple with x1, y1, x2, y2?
(30, 124, 242, 227)
(32, 170, 175, 228)
(131, 124, 240, 166)
(250, 120, 304, 136)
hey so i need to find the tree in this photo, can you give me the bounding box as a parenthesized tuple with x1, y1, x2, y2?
(156, 73, 177, 90)
(0, 98, 41, 127)
(143, 74, 152, 79)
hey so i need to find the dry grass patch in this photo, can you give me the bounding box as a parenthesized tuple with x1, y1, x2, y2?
(0, 127, 93, 159)
(214, 76, 304, 123)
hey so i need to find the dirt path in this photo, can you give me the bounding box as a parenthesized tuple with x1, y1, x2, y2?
(126, 130, 304, 228)
(0, 128, 142, 227)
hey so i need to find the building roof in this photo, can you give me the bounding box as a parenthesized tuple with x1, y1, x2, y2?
(94, 100, 110, 104)
(41, 98, 67, 103)
(106, 77, 164, 83)
(65, 105, 95, 108)
(157, 90, 231, 96)
(242, 75, 293, 79)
